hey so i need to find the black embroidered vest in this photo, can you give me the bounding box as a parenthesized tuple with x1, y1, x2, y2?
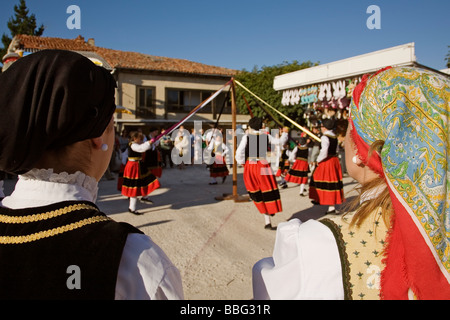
(245, 134, 270, 161)
(0, 201, 142, 299)
(324, 134, 338, 157)
(295, 146, 309, 161)
(127, 143, 142, 159)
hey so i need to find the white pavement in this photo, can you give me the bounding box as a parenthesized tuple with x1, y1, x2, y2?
(2, 164, 358, 300)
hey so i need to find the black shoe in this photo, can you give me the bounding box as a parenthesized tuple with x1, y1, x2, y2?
(222, 176, 227, 184)
(128, 209, 143, 215)
(280, 182, 287, 189)
(140, 197, 153, 204)
(311, 200, 320, 205)
(264, 223, 276, 230)
(299, 193, 306, 197)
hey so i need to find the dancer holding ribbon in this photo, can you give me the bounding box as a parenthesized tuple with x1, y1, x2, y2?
(122, 131, 160, 214)
(236, 117, 282, 230)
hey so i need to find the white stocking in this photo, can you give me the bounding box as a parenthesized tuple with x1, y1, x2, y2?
(299, 184, 305, 194)
(129, 197, 137, 211)
(264, 214, 271, 226)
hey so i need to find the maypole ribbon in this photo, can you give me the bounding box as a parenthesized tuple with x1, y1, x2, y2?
(152, 79, 233, 143)
(234, 79, 321, 142)
(242, 94, 254, 118)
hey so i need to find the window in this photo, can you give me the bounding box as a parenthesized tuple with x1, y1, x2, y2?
(214, 91, 231, 114)
(137, 87, 156, 118)
(167, 89, 214, 113)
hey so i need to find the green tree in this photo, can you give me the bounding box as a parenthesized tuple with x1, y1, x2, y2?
(0, 0, 44, 62)
(234, 60, 318, 128)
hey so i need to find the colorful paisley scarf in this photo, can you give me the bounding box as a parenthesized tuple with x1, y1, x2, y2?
(349, 66, 450, 299)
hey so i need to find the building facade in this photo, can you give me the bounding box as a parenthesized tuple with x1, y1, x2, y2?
(4, 34, 250, 135)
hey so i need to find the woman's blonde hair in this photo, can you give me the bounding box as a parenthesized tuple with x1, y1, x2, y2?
(344, 140, 393, 229)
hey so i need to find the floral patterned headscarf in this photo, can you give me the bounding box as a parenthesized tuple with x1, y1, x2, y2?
(349, 66, 450, 299)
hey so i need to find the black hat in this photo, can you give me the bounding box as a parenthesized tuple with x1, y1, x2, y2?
(248, 117, 263, 130)
(0, 50, 117, 174)
(322, 118, 336, 130)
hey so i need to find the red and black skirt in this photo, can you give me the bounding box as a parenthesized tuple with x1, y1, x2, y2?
(148, 166, 162, 178)
(285, 158, 309, 184)
(210, 155, 229, 178)
(121, 159, 160, 198)
(143, 149, 162, 178)
(309, 156, 344, 205)
(244, 160, 282, 215)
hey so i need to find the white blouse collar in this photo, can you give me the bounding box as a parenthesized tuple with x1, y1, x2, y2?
(1, 168, 98, 209)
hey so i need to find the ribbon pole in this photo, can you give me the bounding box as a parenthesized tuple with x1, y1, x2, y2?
(233, 79, 321, 142)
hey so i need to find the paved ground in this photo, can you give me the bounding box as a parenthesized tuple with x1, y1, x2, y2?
(2, 164, 357, 300)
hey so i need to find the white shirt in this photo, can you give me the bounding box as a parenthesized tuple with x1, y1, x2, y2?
(316, 130, 336, 163)
(207, 140, 230, 157)
(0, 169, 184, 300)
(130, 141, 152, 153)
(279, 131, 289, 149)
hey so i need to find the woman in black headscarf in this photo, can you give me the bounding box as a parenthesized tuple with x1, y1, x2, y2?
(0, 50, 183, 299)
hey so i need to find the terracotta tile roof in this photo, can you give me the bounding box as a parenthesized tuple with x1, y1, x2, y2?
(14, 34, 236, 76)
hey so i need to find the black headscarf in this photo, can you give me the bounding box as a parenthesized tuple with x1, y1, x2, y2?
(0, 50, 116, 174)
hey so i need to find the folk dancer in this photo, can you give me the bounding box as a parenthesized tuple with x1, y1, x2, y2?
(206, 134, 230, 185)
(285, 137, 310, 196)
(236, 117, 282, 230)
(173, 126, 190, 170)
(308, 119, 344, 214)
(122, 131, 160, 214)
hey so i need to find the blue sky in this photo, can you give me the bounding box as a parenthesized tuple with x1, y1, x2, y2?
(1, 0, 449, 71)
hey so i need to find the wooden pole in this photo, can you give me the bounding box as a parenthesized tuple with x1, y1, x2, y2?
(215, 78, 249, 202)
(231, 79, 238, 198)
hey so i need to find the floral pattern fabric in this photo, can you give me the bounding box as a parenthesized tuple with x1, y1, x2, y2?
(350, 67, 450, 290)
